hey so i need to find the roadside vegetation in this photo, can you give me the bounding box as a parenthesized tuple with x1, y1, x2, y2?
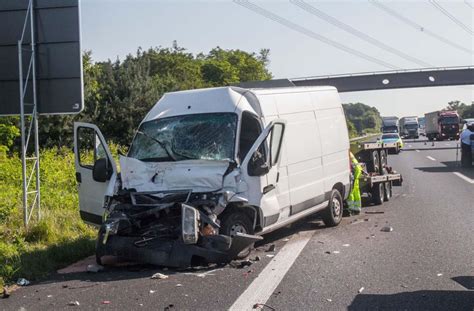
(343, 103, 383, 138)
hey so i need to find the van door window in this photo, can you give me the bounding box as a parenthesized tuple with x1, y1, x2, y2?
(239, 112, 262, 163)
(77, 127, 107, 169)
(270, 123, 284, 166)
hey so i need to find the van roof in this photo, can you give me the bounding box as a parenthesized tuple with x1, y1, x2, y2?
(142, 86, 339, 123)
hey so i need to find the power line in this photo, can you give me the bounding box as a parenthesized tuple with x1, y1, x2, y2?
(369, 0, 473, 55)
(290, 0, 432, 67)
(429, 0, 473, 35)
(465, 0, 474, 9)
(233, 0, 400, 70)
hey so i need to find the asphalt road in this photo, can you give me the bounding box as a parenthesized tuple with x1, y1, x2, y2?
(3, 138, 473, 310)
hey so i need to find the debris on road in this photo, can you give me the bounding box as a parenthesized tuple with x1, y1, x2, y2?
(266, 244, 276, 252)
(342, 244, 350, 247)
(317, 241, 325, 244)
(164, 303, 175, 310)
(47, 295, 53, 298)
(326, 298, 332, 302)
(381, 226, 393, 232)
(2, 286, 11, 299)
(437, 273, 443, 277)
(283, 238, 290, 242)
(149, 290, 156, 294)
(401, 284, 408, 288)
(176, 284, 183, 287)
(87, 264, 104, 273)
(325, 251, 331, 254)
(358, 287, 365, 293)
(253, 303, 276, 310)
(102, 300, 111, 305)
(365, 211, 384, 214)
(67, 301, 80, 306)
(252, 256, 261, 262)
(325, 250, 340, 254)
(16, 278, 30, 286)
(151, 272, 169, 280)
(266, 254, 275, 258)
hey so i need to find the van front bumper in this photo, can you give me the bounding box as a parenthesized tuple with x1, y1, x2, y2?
(96, 231, 261, 268)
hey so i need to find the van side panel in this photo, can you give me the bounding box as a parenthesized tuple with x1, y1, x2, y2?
(273, 93, 325, 215)
(311, 91, 350, 198)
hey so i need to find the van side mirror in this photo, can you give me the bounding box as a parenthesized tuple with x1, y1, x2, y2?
(248, 150, 270, 176)
(92, 158, 112, 182)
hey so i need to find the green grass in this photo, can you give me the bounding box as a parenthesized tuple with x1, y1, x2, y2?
(0, 148, 96, 288)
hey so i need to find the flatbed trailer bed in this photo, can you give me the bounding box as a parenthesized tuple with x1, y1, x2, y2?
(351, 140, 403, 205)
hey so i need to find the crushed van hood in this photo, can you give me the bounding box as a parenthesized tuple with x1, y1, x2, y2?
(119, 156, 230, 193)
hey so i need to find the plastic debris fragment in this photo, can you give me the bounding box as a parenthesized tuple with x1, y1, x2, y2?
(16, 278, 30, 286)
(151, 273, 169, 280)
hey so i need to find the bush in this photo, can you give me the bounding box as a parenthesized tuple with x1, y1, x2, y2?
(0, 147, 96, 284)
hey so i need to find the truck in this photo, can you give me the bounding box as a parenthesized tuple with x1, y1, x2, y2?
(425, 110, 460, 141)
(381, 116, 399, 134)
(399, 116, 419, 139)
(74, 86, 352, 267)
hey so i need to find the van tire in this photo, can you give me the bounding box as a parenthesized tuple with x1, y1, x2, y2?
(372, 183, 384, 205)
(321, 189, 343, 227)
(220, 211, 254, 259)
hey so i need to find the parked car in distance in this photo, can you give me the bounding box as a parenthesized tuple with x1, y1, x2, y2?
(379, 133, 403, 154)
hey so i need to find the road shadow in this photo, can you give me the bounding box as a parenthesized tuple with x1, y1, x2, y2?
(349, 290, 474, 311)
(256, 214, 327, 247)
(452, 276, 474, 290)
(403, 146, 458, 151)
(415, 161, 474, 179)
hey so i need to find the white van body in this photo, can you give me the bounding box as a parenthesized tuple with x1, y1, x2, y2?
(74, 86, 350, 264)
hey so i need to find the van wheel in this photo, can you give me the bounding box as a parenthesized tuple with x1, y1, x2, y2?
(372, 183, 384, 205)
(384, 182, 392, 202)
(321, 189, 343, 227)
(220, 211, 254, 259)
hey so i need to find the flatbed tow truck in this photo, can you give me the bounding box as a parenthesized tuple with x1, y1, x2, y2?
(351, 141, 403, 206)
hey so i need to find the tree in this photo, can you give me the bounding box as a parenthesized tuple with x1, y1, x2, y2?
(343, 103, 382, 136)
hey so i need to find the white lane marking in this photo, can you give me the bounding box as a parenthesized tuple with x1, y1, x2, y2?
(426, 156, 436, 161)
(415, 150, 420, 153)
(453, 172, 474, 184)
(408, 145, 413, 148)
(229, 231, 313, 310)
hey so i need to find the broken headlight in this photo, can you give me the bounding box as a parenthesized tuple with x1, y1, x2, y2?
(181, 204, 199, 244)
(102, 219, 120, 245)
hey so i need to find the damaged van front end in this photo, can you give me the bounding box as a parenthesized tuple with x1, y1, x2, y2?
(97, 187, 261, 267)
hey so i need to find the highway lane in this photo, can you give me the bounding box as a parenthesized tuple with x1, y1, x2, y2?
(2, 139, 473, 310)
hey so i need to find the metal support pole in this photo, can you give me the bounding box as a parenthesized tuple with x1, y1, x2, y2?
(30, 0, 41, 219)
(18, 40, 28, 226)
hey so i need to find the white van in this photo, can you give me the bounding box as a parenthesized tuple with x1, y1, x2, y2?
(74, 86, 350, 267)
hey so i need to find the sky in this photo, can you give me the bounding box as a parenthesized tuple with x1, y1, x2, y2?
(80, 0, 474, 118)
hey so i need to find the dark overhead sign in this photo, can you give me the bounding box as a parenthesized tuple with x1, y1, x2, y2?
(0, 0, 83, 115)
(238, 67, 474, 93)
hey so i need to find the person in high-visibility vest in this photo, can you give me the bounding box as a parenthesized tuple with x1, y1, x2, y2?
(347, 152, 362, 215)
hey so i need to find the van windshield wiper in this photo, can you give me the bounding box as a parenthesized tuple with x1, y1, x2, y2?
(136, 131, 177, 161)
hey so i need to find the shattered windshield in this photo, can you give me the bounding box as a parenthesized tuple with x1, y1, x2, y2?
(128, 113, 237, 162)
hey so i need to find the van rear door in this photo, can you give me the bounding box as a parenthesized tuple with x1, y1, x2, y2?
(74, 122, 117, 226)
